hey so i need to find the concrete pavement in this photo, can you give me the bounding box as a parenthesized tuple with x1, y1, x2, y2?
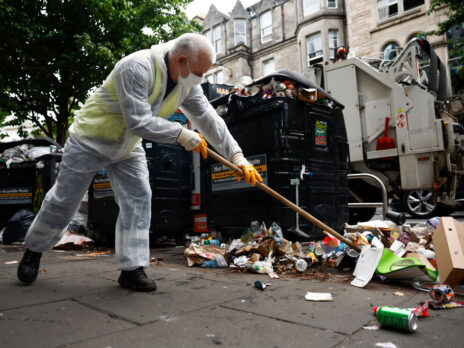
(0, 244, 463, 348)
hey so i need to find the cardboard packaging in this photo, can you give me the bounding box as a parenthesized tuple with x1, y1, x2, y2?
(433, 217, 464, 287)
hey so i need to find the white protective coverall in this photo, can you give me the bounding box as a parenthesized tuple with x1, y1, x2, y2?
(25, 41, 241, 270)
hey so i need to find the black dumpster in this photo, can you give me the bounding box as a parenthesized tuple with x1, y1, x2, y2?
(201, 82, 233, 101)
(0, 137, 62, 229)
(87, 140, 193, 245)
(203, 70, 349, 240)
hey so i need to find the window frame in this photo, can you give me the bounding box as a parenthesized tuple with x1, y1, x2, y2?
(403, 0, 425, 12)
(260, 10, 273, 44)
(234, 19, 247, 46)
(213, 25, 222, 54)
(204, 29, 212, 44)
(327, 0, 337, 8)
(303, 0, 321, 16)
(307, 32, 323, 66)
(328, 30, 338, 59)
(377, 0, 399, 21)
(263, 58, 276, 76)
(215, 70, 224, 84)
(382, 41, 400, 61)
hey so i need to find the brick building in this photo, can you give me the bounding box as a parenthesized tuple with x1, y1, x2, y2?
(198, 0, 462, 95)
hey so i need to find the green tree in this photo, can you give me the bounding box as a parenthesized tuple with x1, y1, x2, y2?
(428, 0, 464, 62)
(0, 0, 201, 145)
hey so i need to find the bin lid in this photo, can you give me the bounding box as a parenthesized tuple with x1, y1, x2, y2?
(210, 69, 344, 109)
(0, 136, 62, 153)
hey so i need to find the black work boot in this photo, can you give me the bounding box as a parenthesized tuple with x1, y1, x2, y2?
(117, 267, 157, 292)
(17, 249, 42, 284)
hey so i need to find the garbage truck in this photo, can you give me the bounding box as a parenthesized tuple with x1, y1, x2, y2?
(307, 37, 464, 221)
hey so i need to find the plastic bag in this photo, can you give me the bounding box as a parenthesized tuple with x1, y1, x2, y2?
(2, 209, 36, 244)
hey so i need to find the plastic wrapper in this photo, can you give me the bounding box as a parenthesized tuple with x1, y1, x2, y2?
(247, 261, 274, 274)
(233, 255, 249, 268)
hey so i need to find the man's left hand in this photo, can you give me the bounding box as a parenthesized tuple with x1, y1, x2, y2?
(231, 153, 263, 186)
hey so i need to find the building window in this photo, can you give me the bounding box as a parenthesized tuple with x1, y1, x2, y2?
(327, 0, 337, 8)
(382, 42, 400, 61)
(303, 0, 320, 16)
(205, 74, 214, 83)
(377, 0, 398, 21)
(447, 24, 464, 94)
(213, 25, 222, 54)
(234, 19, 246, 46)
(403, 0, 424, 12)
(328, 30, 338, 59)
(263, 58, 275, 76)
(307, 32, 323, 65)
(260, 11, 272, 43)
(204, 29, 212, 44)
(215, 71, 224, 84)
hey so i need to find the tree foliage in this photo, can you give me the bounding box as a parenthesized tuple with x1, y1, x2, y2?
(0, 0, 201, 145)
(428, 0, 464, 62)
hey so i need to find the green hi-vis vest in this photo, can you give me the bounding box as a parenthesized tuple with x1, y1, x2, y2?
(71, 48, 183, 158)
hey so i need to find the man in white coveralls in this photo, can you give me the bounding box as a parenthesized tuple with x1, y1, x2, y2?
(17, 33, 262, 291)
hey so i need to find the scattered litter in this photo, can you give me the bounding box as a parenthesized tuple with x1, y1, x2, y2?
(150, 257, 165, 266)
(393, 291, 404, 297)
(304, 292, 333, 302)
(184, 243, 226, 267)
(433, 218, 464, 287)
(5, 261, 18, 265)
(38, 269, 47, 274)
(206, 334, 215, 338)
(254, 281, 269, 291)
(351, 237, 384, 288)
(74, 250, 111, 257)
(55, 231, 93, 249)
(374, 306, 417, 333)
(430, 284, 454, 303)
(363, 325, 380, 330)
(375, 343, 398, 348)
(426, 300, 464, 310)
(268, 272, 279, 279)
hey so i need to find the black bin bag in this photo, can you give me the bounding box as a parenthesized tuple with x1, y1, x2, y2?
(3, 209, 36, 244)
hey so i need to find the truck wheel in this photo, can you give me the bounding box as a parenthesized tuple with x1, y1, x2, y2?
(402, 190, 441, 218)
(348, 208, 376, 225)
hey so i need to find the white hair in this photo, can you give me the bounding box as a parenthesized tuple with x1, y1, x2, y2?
(170, 33, 216, 64)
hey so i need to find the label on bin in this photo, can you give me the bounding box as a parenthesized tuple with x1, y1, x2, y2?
(315, 120, 328, 147)
(0, 187, 33, 204)
(211, 154, 268, 191)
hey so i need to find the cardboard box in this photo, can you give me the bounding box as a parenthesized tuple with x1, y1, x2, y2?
(433, 217, 464, 287)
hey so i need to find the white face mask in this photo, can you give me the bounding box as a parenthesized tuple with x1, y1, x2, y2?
(178, 61, 202, 89)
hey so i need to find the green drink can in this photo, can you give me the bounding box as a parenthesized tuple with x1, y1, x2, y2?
(376, 307, 418, 333)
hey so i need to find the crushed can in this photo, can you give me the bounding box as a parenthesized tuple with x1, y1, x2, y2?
(430, 284, 454, 304)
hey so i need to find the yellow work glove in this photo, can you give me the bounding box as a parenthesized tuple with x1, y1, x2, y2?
(177, 128, 208, 159)
(231, 152, 263, 186)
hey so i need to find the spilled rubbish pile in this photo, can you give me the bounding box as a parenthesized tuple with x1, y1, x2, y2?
(184, 216, 464, 333)
(184, 218, 441, 282)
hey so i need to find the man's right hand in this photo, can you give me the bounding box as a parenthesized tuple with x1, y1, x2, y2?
(177, 128, 208, 159)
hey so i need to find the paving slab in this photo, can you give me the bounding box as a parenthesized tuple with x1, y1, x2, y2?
(0, 299, 135, 348)
(74, 273, 267, 325)
(338, 317, 463, 347)
(70, 305, 346, 348)
(0, 273, 119, 311)
(220, 279, 420, 335)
